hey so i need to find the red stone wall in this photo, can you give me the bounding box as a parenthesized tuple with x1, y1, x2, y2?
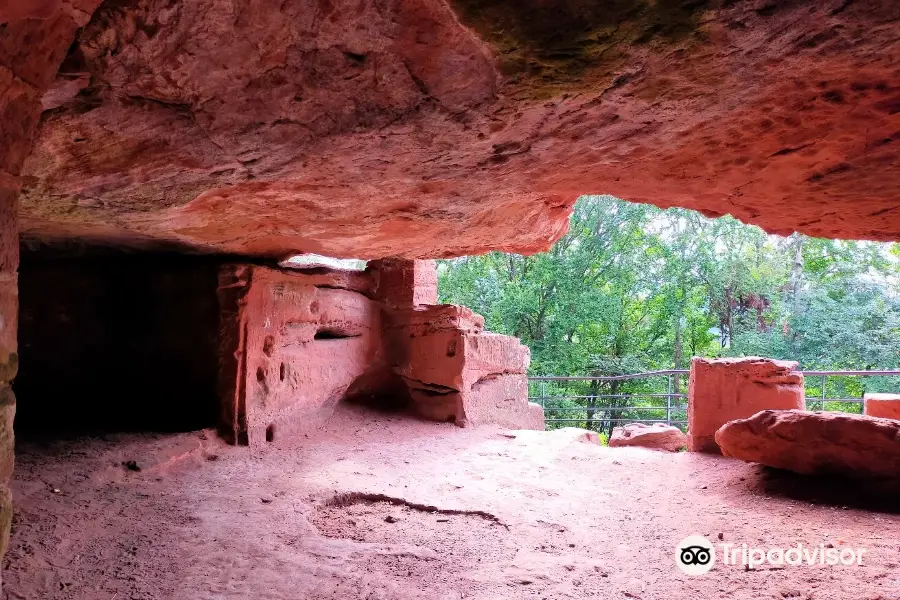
(688, 357, 805, 454)
(217, 265, 385, 448)
(217, 260, 543, 445)
(0, 0, 104, 576)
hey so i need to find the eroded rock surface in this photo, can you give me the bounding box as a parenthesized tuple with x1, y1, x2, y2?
(216, 264, 385, 448)
(609, 423, 686, 452)
(216, 259, 543, 445)
(374, 260, 544, 429)
(716, 409, 900, 480)
(11, 0, 900, 258)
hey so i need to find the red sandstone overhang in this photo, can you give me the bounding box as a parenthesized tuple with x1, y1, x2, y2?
(5, 0, 900, 258)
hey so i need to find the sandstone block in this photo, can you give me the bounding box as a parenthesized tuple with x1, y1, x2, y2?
(395, 330, 529, 392)
(864, 393, 900, 421)
(406, 374, 544, 430)
(384, 301, 540, 431)
(716, 409, 900, 480)
(384, 304, 484, 336)
(369, 259, 438, 309)
(688, 357, 804, 454)
(459, 374, 544, 430)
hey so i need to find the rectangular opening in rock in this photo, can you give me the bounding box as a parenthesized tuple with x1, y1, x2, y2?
(15, 251, 223, 435)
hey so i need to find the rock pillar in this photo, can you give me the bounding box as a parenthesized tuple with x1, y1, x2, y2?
(368, 258, 438, 309)
(0, 190, 15, 581)
(688, 357, 804, 454)
(372, 259, 544, 430)
(864, 393, 900, 420)
(0, 0, 102, 580)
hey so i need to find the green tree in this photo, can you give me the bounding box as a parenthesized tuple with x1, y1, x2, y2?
(439, 195, 900, 431)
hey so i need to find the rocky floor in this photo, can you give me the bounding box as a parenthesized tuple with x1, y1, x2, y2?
(4, 405, 899, 600)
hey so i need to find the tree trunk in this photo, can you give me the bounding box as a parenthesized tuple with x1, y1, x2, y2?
(789, 234, 805, 314)
(586, 379, 599, 432)
(673, 305, 684, 394)
(605, 380, 621, 437)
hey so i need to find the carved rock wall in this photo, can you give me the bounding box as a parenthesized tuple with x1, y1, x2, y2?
(216, 264, 385, 448)
(216, 260, 542, 444)
(688, 357, 805, 454)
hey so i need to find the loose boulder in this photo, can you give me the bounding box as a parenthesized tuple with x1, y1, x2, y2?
(715, 410, 900, 480)
(609, 423, 686, 452)
(507, 427, 601, 446)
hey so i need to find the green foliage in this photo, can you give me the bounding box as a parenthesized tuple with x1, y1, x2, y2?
(439, 195, 900, 432)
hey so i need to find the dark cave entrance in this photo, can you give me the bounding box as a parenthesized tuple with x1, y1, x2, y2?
(14, 251, 224, 436)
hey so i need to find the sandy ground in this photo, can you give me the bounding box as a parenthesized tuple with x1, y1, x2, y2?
(4, 405, 899, 600)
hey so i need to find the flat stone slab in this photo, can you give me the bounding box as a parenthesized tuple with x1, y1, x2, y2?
(715, 409, 900, 480)
(503, 427, 601, 447)
(609, 423, 686, 452)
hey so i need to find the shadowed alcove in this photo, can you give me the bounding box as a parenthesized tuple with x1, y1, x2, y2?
(14, 250, 224, 435)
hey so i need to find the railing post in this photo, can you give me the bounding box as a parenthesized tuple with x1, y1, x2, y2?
(666, 374, 672, 425)
(821, 374, 827, 411)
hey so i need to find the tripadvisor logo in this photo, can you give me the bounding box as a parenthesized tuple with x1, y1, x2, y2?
(676, 535, 867, 575)
(676, 535, 716, 575)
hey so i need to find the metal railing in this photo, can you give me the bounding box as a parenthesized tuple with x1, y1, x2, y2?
(529, 369, 900, 433)
(530, 371, 690, 432)
(799, 370, 900, 412)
